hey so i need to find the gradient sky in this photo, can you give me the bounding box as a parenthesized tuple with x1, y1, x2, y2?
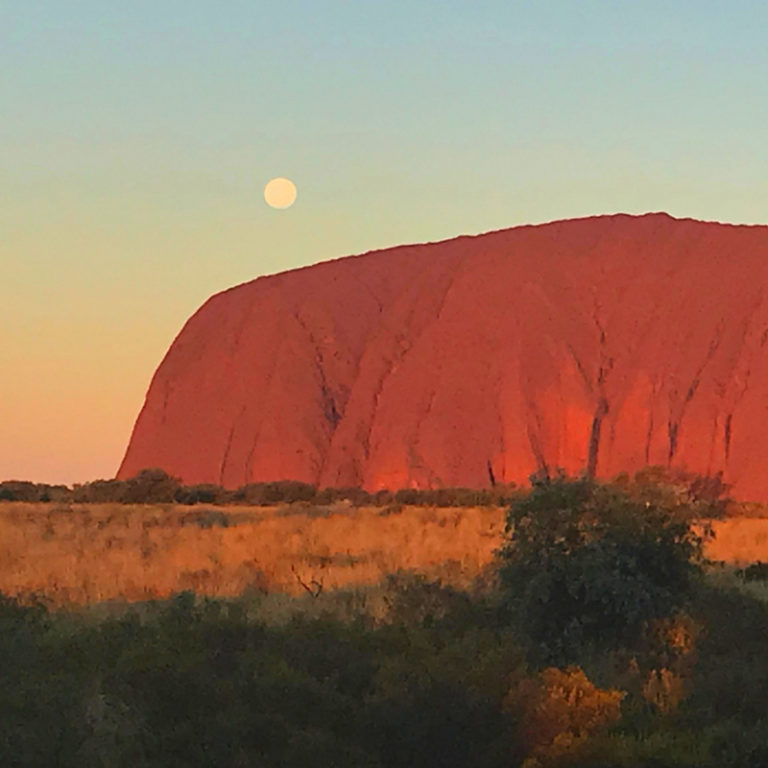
(3, 1, 768, 485)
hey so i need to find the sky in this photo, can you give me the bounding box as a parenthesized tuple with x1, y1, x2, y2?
(2, 0, 768, 485)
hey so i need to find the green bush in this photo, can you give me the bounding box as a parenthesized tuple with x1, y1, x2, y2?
(0, 586, 526, 767)
(497, 474, 705, 664)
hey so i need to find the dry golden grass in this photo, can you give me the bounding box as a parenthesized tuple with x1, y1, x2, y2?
(704, 517, 768, 565)
(0, 501, 764, 606)
(0, 502, 504, 605)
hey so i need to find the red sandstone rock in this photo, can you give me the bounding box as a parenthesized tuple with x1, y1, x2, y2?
(118, 213, 768, 500)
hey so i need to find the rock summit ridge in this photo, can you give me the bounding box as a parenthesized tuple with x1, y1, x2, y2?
(119, 213, 768, 500)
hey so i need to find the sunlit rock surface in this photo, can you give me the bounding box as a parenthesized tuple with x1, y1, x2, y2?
(119, 213, 768, 500)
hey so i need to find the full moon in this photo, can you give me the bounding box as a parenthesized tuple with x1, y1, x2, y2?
(264, 177, 297, 209)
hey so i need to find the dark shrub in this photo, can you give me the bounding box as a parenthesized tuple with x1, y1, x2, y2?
(123, 468, 181, 504)
(175, 483, 232, 505)
(0, 481, 72, 503)
(393, 488, 421, 506)
(738, 561, 768, 582)
(497, 474, 705, 664)
(179, 509, 230, 529)
(234, 481, 317, 505)
(73, 478, 127, 503)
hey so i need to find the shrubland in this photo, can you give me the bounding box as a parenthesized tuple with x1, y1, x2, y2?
(0, 469, 520, 507)
(1, 470, 768, 765)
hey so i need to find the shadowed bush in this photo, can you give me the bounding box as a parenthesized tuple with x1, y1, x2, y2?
(497, 474, 706, 664)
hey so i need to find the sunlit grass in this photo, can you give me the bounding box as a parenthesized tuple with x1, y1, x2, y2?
(0, 501, 504, 605)
(1, 501, 766, 607)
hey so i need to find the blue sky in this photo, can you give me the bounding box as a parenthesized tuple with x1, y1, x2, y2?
(2, 0, 766, 482)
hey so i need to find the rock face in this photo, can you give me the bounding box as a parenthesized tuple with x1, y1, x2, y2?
(119, 213, 768, 500)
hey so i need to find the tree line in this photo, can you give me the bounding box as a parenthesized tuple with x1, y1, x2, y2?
(0, 468, 519, 506)
(0, 465, 729, 513)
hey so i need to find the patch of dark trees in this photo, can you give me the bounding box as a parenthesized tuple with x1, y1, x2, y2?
(0, 469, 519, 507)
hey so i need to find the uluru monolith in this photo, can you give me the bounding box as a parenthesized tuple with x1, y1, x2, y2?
(119, 213, 768, 500)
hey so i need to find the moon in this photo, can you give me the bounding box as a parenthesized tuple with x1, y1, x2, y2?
(264, 177, 297, 209)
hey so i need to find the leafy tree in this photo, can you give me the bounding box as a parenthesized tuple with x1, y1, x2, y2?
(123, 468, 181, 504)
(497, 474, 705, 664)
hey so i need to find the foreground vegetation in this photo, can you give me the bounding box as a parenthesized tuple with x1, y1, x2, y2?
(2, 472, 768, 766)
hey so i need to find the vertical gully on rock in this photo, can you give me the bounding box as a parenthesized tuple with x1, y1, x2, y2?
(587, 397, 609, 477)
(667, 420, 679, 464)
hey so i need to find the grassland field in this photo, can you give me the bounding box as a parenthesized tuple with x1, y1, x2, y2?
(0, 501, 765, 607)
